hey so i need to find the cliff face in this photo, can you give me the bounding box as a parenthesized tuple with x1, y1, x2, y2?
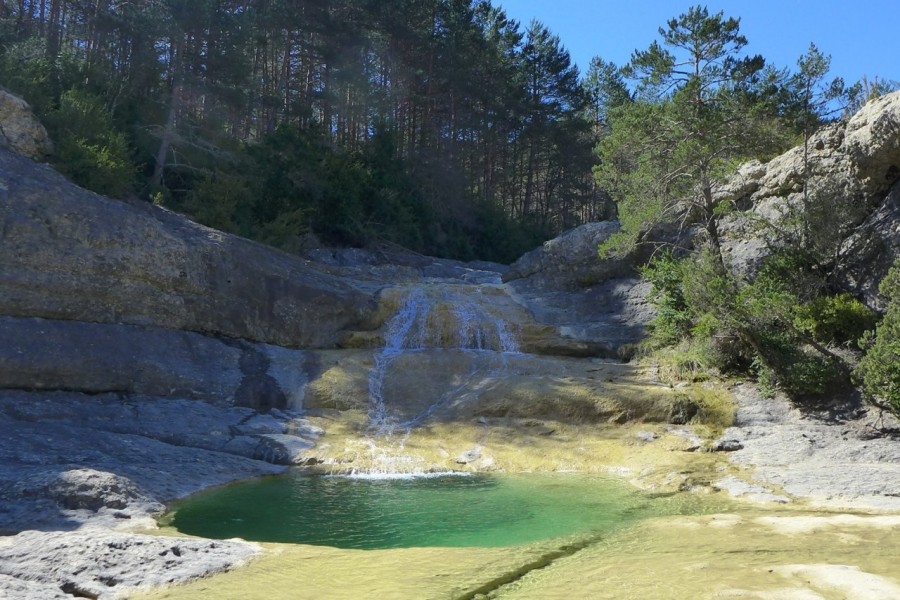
(718, 91, 900, 308)
(0, 98, 383, 553)
(0, 149, 376, 349)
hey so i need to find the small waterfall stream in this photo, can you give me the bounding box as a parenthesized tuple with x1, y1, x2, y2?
(356, 285, 521, 475)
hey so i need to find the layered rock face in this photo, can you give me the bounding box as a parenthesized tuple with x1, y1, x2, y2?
(0, 91, 371, 597)
(719, 91, 900, 307)
(502, 221, 654, 357)
(0, 149, 376, 349)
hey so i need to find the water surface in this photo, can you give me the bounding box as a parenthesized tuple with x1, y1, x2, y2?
(170, 472, 720, 549)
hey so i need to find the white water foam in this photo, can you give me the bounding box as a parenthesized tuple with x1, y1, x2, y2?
(367, 286, 521, 435)
(358, 286, 522, 476)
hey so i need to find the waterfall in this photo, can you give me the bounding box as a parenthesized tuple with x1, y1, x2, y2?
(367, 288, 431, 433)
(367, 286, 520, 437)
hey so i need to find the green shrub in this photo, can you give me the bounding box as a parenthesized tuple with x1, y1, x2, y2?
(655, 341, 716, 383)
(182, 173, 256, 236)
(47, 89, 134, 197)
(755, 330, 841, 397)
(856, 262, 900, 416)
(640, 252, 692, 347)
(794, 293, 878, 345)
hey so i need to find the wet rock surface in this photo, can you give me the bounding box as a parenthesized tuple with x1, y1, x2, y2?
(304, 245, 508, 285)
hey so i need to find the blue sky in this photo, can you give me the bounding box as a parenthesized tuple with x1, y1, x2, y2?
(498, 1, 899, 87)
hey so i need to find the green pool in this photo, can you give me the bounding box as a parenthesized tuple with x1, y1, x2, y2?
(169, 472, 719, 550)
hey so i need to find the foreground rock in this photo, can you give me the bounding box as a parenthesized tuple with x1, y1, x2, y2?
(715, 384, 900, 510)
(0, 390, 323, 534)
(0, 530, 260, 600)
(0, 388, 323, 597)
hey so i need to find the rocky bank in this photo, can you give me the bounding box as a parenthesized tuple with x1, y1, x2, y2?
(0, 90, 899, 598)
(0, 86, 657, 597)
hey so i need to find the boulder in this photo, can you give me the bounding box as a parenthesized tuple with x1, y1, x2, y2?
(844, 91, 900, 196)
(0, 89, 52, 160)
(499, 221, 652, 357)
(0, 148, 376, 350)
(23, 468, 160, 512)
(503, 221, 627, 289)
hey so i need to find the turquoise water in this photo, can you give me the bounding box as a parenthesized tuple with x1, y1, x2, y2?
(171, 472, 717, 550)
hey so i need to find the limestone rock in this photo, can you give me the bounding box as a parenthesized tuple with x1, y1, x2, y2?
(455, 447, 482, 464)
(500, 221, 652, 357)
(304, 245, 507, 285)
(26, 468, 161, 512)
(0, 316, 316, 409)
(712, 159, 766, 207)
(711, 439, 744, 452)
(0, 148, 376, 350)
(719, 91, 900, 290)
(0, 390, 327, 533)
(717, 383, 900, 510)
(844, 91, 900, 196)
(508, 276, 654, 358)
(504, 221, 626, 289)
(0, 574, 71, 600)
(0, 89, 51, 160)
(837, 179, 900, 310)
(0, 530, 260, 600)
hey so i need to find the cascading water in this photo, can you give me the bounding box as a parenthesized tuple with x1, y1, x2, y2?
(361, 285, 521, 473)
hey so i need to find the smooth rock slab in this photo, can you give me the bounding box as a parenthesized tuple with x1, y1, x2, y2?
(0, 391, 325, 533)
(718, 384, 900, 509)
(0, 147, 376, 349)
(0, 530, 260, 600)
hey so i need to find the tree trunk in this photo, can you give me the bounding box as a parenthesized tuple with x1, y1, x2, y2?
(151, 84, 179, 190)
